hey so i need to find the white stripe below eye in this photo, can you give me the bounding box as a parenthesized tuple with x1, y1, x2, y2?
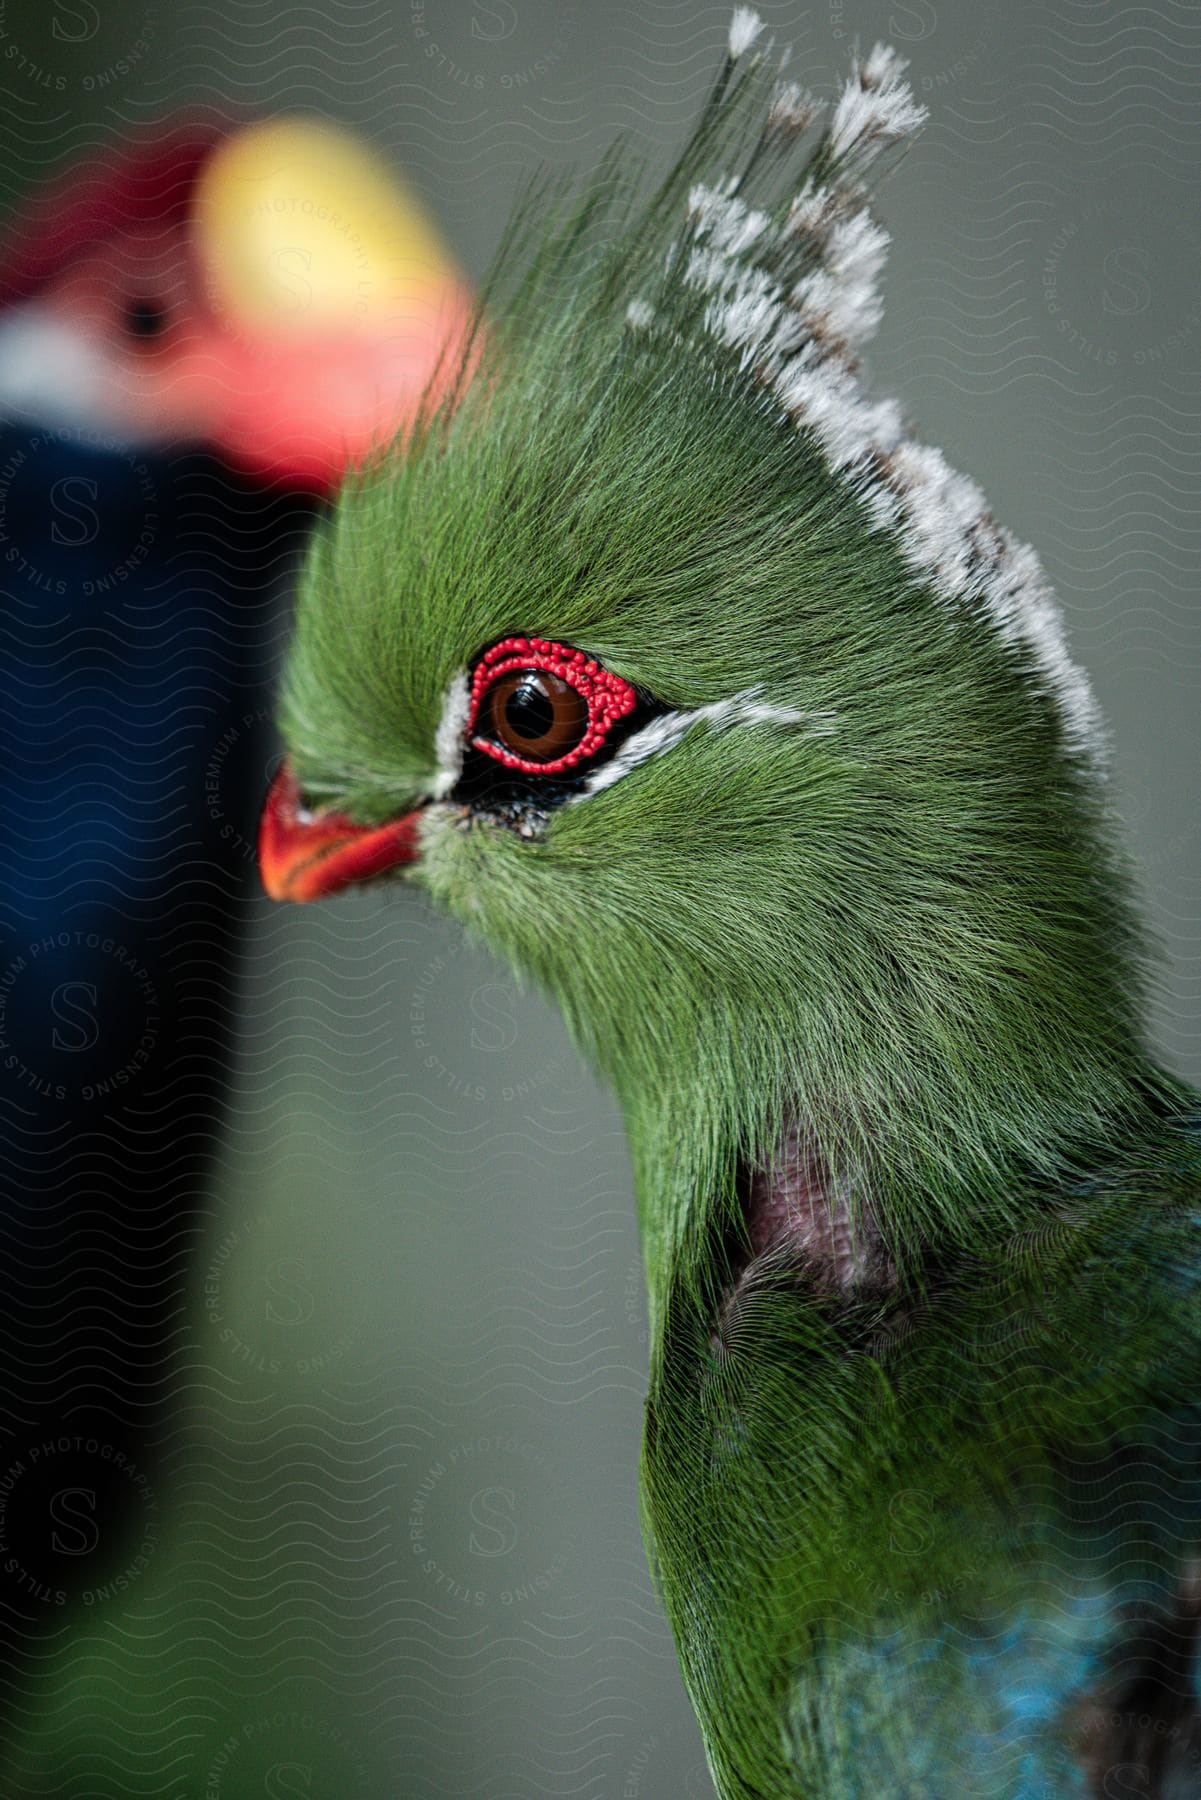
(574, 689, 835, 799)
(432, 670, 471, 798)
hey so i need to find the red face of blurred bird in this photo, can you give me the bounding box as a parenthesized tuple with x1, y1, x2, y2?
(0, 119, 472, 490)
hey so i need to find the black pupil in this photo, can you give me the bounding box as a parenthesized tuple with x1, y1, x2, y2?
(124, 298, 167, 338)
(504, 677, 556, 741)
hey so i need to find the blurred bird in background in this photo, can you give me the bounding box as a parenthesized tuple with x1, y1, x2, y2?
(261, 14, 1201, 1797)
(0, 113, 467, 1709)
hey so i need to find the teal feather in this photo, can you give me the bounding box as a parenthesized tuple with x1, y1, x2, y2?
(272, 13, 1201, 1794)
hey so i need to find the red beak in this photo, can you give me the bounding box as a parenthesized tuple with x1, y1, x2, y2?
(259, 761, 422, 901)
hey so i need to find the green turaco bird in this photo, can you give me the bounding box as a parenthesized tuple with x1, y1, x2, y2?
(259, 14, 1201, 1795)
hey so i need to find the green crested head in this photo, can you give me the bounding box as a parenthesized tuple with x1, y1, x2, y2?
(266, 15, 1164, 1331)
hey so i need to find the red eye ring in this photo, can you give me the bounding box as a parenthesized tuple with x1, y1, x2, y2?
(467, 636, 638, 774)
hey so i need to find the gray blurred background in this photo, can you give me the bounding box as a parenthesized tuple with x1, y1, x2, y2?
(0, 0, 1198, 1793)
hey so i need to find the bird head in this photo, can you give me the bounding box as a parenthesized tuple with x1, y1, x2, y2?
(262, 14, 1155, 1306)
(0, 116, 471, 489)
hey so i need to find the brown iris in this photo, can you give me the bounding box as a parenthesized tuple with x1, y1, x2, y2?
(482, 669, 589, 763)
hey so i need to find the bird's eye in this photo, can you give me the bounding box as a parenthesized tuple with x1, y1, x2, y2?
(484, 670, 588, 762)
(467, 636, 639, 774)
(123, 298, 168, 339)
